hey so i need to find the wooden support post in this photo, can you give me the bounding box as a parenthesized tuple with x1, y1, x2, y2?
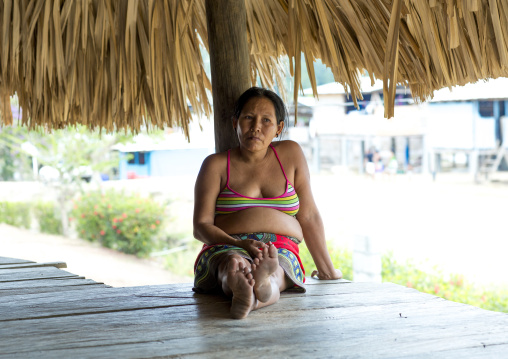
(205, 0, 251, 153)
(494, 100, 501, 146)
(353, 235, 381, 283)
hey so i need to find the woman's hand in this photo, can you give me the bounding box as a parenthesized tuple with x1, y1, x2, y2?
(310, 268, 343, 280)
(237, 239, 267, 260)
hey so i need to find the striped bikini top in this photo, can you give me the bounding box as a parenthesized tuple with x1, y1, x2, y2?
(215, 144, 300, 217)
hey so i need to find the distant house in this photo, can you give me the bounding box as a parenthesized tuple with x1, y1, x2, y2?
(298, 77, 424, 174)
(426, 78, 508, 179)
(298, 77, 508, 179)
(113, 120, 214, 180)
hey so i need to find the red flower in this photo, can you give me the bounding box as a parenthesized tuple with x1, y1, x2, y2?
(113, 218, 118, 223)
(122, 213, 127, 218)
(434, 285, 440, 294)
(81, 214, 86, 218)
(155, 220, 160, 224)
(107, 204, 112, 209)
(69, 217, 74, 222)
(118, 218, 123, 222)
(100, 230, 105, 236)
(112, 225, 117, 229)
(94, 211, 98, 215)
(151, 224, 156, 229)
(116, 229, 121, 234)
(135, 208, 140, 213)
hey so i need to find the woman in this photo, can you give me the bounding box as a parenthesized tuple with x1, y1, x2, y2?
(193, 87, 342, 319)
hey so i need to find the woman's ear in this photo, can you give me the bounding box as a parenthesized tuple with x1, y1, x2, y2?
(232, 117, 238, 131)
(277, 120, 284, 136)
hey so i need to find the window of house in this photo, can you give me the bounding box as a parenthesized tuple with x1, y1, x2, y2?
(138, 152, 146, 165)
(127, 153, 136, 164)
(478, 101, 494, 117)
(345, 94, 372, 114)
(127, 152, 147, 165)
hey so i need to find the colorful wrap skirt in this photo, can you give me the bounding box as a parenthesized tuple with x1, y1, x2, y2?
(193, 233, 306, 294)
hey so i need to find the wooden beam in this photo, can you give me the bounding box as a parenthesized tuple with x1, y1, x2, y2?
(0, 261, 67, 270)
(205, 0, 251, 153)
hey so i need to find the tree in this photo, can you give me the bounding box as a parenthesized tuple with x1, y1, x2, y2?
(1, 121, 135, 236)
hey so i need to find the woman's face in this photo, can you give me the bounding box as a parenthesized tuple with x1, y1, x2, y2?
(233, 97, 284, 152)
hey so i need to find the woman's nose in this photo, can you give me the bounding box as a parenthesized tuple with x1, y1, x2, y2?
(251, 117, 262, 131)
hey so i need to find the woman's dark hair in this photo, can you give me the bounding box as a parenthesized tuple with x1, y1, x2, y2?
(232, 87, 288, 135)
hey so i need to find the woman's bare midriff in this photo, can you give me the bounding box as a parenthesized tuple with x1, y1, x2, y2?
(214, 207, 303, 240)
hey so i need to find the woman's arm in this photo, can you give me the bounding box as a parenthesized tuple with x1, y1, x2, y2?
(287, 142, 342, 280)
(193, 154, 265, 258)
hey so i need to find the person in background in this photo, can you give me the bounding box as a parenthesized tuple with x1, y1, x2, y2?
(364, 147, 376, 179)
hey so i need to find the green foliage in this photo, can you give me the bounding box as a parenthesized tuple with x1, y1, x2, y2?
(299, 56, 336, 90)
(33, 202, 62, 235)
(300, 244, 508, 312)
(0, 201, 31, 228)
(24, 125, 130, 187)
(299, 241, 353, 280)
(71, 189, 166, 257)
(382, 253, 508, 313)
(162, 240, 201, 280)
(1, 120, 139, 236)
(0, 125, 35, 181)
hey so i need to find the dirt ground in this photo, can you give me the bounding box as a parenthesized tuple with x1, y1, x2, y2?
(0, 223, 192, 287)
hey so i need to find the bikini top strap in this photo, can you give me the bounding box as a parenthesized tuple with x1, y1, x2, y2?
(226, 149, 231, 186)
(270, 144, 289, 181)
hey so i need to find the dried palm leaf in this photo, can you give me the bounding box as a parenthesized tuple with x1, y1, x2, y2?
(0, 0, 507, 138)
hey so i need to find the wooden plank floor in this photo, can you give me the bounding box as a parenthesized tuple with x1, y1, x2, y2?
(1, 256, 508, 358)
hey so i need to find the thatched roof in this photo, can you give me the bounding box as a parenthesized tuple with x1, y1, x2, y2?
(1, 0, 508, 138)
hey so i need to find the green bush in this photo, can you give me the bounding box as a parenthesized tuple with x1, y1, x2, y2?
(299, 241, 353, 280)
(0, 201, 31, 228)
(300, 243, 508, 312)
(382, 253, 508, 313)
(71, 189, 166, 257)
(33, 201, 62, 235)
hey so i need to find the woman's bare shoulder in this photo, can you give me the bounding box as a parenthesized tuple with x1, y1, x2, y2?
(200, 151, 227, 170)
(196, 151, 229, 192)
(272, 139, 302, 151)
(272, 140, 305, 160)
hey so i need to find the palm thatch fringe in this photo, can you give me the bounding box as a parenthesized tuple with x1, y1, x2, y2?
(1, 0, 508, 137)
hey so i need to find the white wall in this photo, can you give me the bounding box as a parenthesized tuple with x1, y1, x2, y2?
(150, 149, 211, 177)
(426, 102, 496, 149)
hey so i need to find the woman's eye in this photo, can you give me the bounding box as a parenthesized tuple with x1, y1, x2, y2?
(264, 118, 271, 122)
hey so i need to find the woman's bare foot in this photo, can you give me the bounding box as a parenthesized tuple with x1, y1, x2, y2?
(251, 243, 279, 303)
(226, 258, 256, 319)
